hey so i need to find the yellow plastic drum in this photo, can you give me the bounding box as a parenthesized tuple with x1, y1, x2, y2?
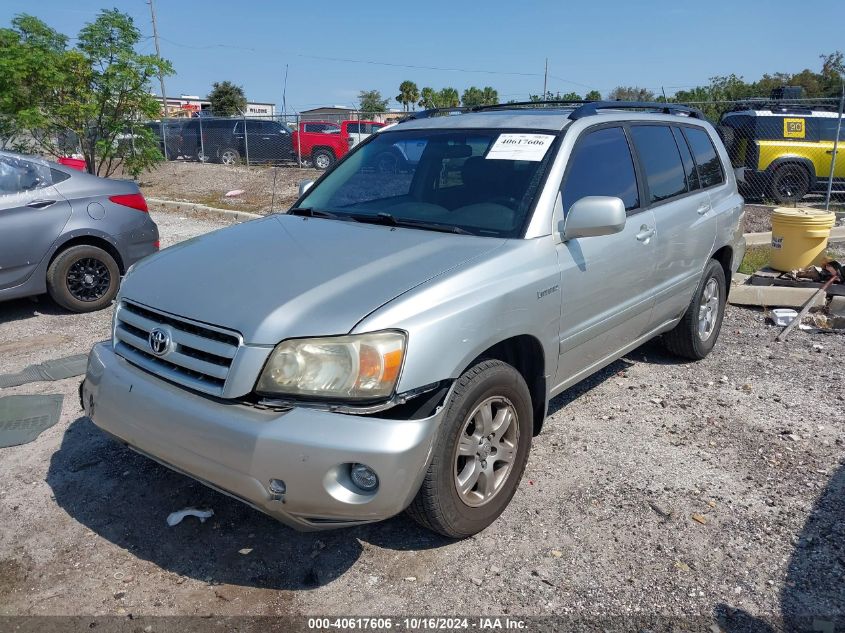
(769, 207, 836, 272)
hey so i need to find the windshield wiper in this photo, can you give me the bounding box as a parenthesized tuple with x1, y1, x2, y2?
(355, 212, 473, 235)
(288, 207, 354, 221)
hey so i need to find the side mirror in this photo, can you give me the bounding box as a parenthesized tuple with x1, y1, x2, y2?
(298, 179, 314, 196)
(562, 196, 626, 241)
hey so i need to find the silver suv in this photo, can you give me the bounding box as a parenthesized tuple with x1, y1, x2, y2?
(82, 102, 745, 538)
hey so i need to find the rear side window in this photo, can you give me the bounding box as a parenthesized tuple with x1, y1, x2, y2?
(561, 127, 639, 213)
(671, 127, 700, 191)
(630, 125, 687, 203)
(683, 127, 724, 188)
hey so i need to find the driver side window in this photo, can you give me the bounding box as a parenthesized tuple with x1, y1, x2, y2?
(561, 127, 639, 214)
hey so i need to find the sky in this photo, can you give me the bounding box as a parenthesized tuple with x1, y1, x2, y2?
(1, 0, 842, 112)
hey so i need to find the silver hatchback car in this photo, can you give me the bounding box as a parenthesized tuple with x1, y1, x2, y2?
(82, 102, 745, 537)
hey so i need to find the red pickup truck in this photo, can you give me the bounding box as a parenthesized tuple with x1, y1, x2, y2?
(292, 120, 385, 169)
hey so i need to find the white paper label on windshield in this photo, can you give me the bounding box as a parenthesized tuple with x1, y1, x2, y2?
(486, 133, 555, 161)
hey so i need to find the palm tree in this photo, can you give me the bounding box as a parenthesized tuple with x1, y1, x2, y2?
(437, 87, 460, 108)
(396, 80, 420, 112)
(418, 87, 437, 109)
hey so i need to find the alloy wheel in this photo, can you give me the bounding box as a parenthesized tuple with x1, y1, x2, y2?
(454, 396, 519, 507)
(66, 257, 111, 302)
(698, 278, 720, 340)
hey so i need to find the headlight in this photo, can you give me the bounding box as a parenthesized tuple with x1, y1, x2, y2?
(256, 331, 406, 401)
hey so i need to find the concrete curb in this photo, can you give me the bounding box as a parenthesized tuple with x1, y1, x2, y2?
(147, 197, 263, 223)
(745, 226, 845, 247)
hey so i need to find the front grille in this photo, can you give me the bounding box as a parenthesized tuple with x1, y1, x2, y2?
(113, 300, 241, 396)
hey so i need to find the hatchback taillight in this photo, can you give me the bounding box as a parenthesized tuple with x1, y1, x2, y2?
(109, 193, 148, 213)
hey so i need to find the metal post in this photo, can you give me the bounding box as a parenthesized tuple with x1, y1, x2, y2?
(148, 0, 169, 160)
(824, 85, 844, 211)
(242, 112, 249, 166)
(198, 115, 205, 162)
(296, 113, 302, 169)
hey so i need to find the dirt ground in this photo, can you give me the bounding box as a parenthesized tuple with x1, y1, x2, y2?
(137, 161, 322, 213)
(0, 208, 843, 630)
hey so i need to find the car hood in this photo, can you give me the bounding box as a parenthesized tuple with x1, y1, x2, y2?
(121, 214, 505, 345)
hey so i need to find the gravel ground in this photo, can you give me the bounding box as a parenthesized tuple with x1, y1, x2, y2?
(137, 162, 321, 213)
(0, 209, 843, 629)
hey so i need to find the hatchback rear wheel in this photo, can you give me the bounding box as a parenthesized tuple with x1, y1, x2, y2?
(47, 245, 120, 313)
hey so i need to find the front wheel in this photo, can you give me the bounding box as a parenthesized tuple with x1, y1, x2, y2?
(406, 360, 533, 538)
(662, 259, 726, 360)
(219, 148, 240, 165)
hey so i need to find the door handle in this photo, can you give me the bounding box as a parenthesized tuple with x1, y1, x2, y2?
(827, 149, 837, 154)
(27, 199, 56, 209)
(697, 203, 711, 215)
(635, 225, 655, 242)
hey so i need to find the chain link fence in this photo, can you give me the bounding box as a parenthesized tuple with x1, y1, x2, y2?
(145, 110, 401, 171)
(673, 96, 845, 210)
(50, 94, 840, 210)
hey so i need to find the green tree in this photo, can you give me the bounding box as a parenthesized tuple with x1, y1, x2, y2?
(607, 86, 656, 101)
(396, 80, 419, 111)
(0, 10, 172, 177)
(418, 87, 437, 109)
(461, 86, 498, 107)
(461, 86, 485, 107)
(208, 81, 246, 116)
(358, 89, 389, 114)
(585, 89, 602, 101)
(437, 87, 460, 108)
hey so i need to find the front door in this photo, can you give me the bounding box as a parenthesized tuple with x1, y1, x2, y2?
(554, 125, 658, 391)
(0, 156, 73, 291)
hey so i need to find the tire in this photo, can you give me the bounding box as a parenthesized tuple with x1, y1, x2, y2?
(46, 245, 120, 313)
(312, 149, 335, 170)
(406, 359, 533, 538)
(662, 259, 726, 360)
(769, 164, 811, 204)
(219, 147, 240, 165)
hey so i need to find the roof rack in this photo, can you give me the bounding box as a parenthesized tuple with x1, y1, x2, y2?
(472, 99, 590, 112)
(567, 101, 704, 120)
(398, 107, 468, 122)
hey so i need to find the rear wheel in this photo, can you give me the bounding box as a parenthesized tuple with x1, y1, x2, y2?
(312, 149, 335, 170)
(770, 164, 810, 204)
(662, 259, 726, 360)
(406, 360, 533, 538)
(47, 245, 120, 313)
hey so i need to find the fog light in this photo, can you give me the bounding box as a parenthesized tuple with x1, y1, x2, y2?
(268, 478, 286, 501)
(349, 463, 379, 491)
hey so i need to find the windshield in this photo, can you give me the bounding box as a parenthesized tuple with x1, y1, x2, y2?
(295, 128, 558, 237)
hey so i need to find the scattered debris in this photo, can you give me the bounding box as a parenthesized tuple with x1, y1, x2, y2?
(777, 263, 842, 341)
(238, 548, 253, 555)
(770, 308, 798, 326)
(691, 513, 708, 525)
(470, 577, 483, 586)
(224, 189, 245, 197)
(648, 500, 672, 520)
(166, 507, 214, 527)
(674, 561, 691, 572)
(550, 549, 563, 558)
(403, 576, 416, 582)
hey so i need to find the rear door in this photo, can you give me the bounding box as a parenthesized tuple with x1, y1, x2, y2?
(628, 124, 718, 326)
(0, 157, 73, 290)
(256, 121, 293, 162)
(555, 125, 658, 387)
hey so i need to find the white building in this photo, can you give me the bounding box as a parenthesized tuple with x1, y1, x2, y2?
(153, 94, 276, 117)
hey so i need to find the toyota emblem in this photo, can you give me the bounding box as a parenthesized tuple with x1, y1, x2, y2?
(148, 327, 171, 356)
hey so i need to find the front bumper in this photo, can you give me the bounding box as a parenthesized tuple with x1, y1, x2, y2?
(82, 342, 445, 530)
